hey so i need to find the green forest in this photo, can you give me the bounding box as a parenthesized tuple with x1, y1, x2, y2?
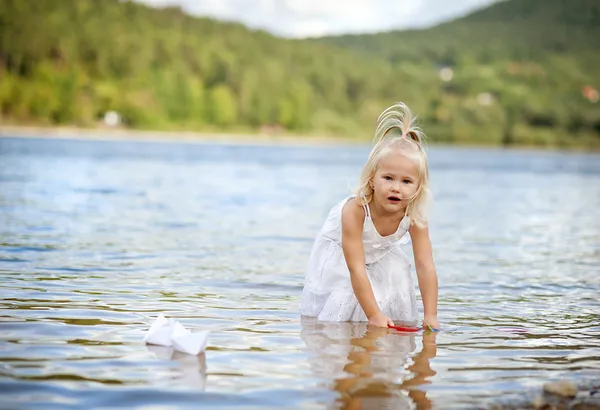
(1, 0, 599, 148)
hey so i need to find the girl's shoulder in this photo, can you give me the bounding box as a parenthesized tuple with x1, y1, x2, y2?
(340, 197, 366, 228)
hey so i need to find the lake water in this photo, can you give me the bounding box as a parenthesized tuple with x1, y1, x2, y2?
(1, 136, 599, 409)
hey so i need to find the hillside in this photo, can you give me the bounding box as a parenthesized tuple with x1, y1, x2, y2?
(0, 0, 393, 135)
(318, 0, 600, 61)
(0, 0, 599, 147)
(315, 0, 600, 147)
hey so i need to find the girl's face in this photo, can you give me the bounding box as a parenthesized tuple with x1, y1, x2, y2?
(371, 150, 420, 214)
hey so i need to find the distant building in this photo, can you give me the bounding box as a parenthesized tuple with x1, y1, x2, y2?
(439, 67, 454, 82)
(103, 111, 121, 127)
(477, 92, 494, 106)
(582, 86, 599, 103)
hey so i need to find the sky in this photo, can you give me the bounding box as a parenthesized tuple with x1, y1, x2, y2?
(137, 0, 498, 38)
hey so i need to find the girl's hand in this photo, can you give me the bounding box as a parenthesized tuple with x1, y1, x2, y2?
(423, 315, 439, 330)
(368, 312, 394, 328)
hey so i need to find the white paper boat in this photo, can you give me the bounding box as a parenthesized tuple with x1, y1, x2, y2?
(172, 330, 210, 355)
(144, 314, 209, 355)
(170, 321, 190, 340)
(143, 314, 174, 346)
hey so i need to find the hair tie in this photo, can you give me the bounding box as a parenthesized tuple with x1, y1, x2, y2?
(401, 131, 408, 139)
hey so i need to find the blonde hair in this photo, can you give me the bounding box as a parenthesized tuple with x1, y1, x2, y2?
(355, 102, 431, 228)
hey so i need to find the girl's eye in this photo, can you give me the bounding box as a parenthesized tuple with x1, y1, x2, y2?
(384, 176, 393, 181)
(402, 179, 412, 184)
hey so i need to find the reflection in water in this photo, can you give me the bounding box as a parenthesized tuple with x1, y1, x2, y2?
(301, 318, 437, 410)
(146, 345, 207, 391)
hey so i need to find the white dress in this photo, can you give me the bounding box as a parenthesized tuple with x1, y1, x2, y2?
(301, 196, 418, 323)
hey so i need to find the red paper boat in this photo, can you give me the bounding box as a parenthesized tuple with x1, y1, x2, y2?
(388, 324, 421, 332)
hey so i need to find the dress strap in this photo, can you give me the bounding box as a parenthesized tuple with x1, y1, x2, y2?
(359, 192, 371, 218)
(363, 202, 371, 218)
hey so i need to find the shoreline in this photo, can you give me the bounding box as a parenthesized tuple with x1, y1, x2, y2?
(1, 125, 598, 153)
(0, 125, 367, 147)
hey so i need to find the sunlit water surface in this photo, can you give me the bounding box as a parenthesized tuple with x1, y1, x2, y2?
(1, 136, 599, 409)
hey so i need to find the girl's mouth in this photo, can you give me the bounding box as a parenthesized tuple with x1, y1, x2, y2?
(387, 196, 402, 203)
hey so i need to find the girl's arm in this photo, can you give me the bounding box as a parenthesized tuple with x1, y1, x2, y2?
(409, 224, 439, 328)
(341, 200, 394, 327)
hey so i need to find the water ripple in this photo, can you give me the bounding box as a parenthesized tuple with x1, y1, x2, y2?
(1, 137, 599, 408)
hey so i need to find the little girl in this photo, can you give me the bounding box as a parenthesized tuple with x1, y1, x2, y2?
(301, 102, 439, 329)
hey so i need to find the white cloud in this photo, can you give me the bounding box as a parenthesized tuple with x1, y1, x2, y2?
(135, 0, 497, 38)
(287, 19, 330, 38)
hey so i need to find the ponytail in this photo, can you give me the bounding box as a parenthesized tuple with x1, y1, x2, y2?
(373, 102, 425, 148)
